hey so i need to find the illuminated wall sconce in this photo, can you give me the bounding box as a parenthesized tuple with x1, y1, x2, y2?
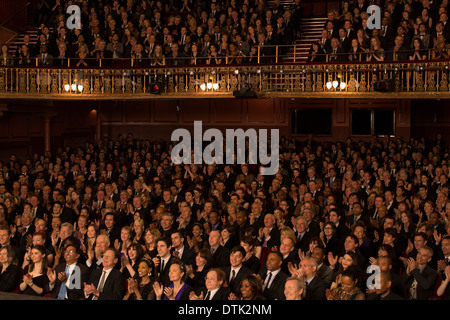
(326, 80, 346, 91)
(64, 83, 84, 93)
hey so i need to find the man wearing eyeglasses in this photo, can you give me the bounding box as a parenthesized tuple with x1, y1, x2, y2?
(46, 244, 90, 300)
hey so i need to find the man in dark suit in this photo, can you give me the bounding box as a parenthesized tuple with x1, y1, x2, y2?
(311, 246, 334, 287)
(18, 212, 36, 257)
(257, 213, 280, 249)
(338, 28, 351, 53)
(294, 216, 311, 252)
(208, 230, 230, 268)
(155, 237, 177, 287)
(222, 246, 252, 295)
(47, 244, 91, 300)
(102, 212, 121, 245)
(258, 251, 289, 300)
(346, 202, 371, 230)
(83, 248, 125, 300)
(279, 237, 299, 275)
(300, 257, 327, 300)
(402, 246, 438, 300)
(249, 202, 265, 232)
(171, 230, 196, 267)
(327, 37, 347, 62)
(190, 268, 232, 300)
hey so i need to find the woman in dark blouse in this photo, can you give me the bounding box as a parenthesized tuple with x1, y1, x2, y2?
(123, 258, 156, 300)
(19, 245, 49, 296)
(186, 248, 212, 289)
(0, 245, 21, 292)
(121, 242, 145, 279)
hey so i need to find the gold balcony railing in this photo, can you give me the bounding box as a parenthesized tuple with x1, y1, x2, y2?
(1, 58, 450, 99)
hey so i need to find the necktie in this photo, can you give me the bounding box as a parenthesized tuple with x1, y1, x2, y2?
(57, 265, 70, 300)
(353, 216, 358, 224)
(160, 259, 165, 273)
(445, 257, 449, 265)
(230, 269, 236, 282)
(263, 272, 272, 291)
(173, 250, 179, 258)
(93, 270, 107, 300)
(204, 290, 211, 300)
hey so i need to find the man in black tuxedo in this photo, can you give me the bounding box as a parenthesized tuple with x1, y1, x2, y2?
(84, 248, 125, 300)
(171, 230, 196, 267)
(222, 246, 252, 295)
(402, 246, 438, 300)
(208, 230, 230, 268)
(257, 213, 280, 249)
(47, 244, 91, 300)
(154, 237, 177, 287)
(299, 257, 327, 300)
(190, 268, 232, 300)
(294, 216, 311, 252)
(259, 251, 288, 300)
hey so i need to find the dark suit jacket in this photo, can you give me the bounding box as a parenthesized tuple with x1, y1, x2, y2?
(402, 264, 438, 300)
(157, 256, 177, 287)
(0, 264, 21, 292)
(49, 262, 91, 300)
(222, 265, 252, 294)
(197, 286, 232, 300)
(210, 245, 230, 268)
(295, 230, 311, 252)
(259, 227, 281, 249)
(304, 275, 327, 300)
(317, 263, 334, 287)
(173, 246, 196, 266)
(258, 267, 288, 300)
(86, 267, 125, 300)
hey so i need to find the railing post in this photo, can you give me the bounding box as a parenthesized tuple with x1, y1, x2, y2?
(276, 46, 278, 63)
(293, 44, 296, 63)
(258, 46, 260, 64)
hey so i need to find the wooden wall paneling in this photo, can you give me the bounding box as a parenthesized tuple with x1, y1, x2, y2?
(214, 99, 243, 124)
(182, 99, 210, 123)
(152, 100, 179, 123)
(125, 101, 151, 122)
(247, 99, 275, 123)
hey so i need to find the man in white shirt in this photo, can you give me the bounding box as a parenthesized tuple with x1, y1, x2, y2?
(47, 245, 90, 300)
(84, 248, 125, 300)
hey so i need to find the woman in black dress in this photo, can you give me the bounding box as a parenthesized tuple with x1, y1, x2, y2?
(123, 258, 156, 300)
(0, 245, 21, 292)
(19, 245, 50, 296)
(186, 248, 212, 289)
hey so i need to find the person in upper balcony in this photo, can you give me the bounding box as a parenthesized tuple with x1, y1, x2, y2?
(327, 37, 347, 62)
(366, 37, 385, 62)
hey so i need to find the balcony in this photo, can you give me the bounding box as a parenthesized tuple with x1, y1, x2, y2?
(1, 50, 450, 100)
